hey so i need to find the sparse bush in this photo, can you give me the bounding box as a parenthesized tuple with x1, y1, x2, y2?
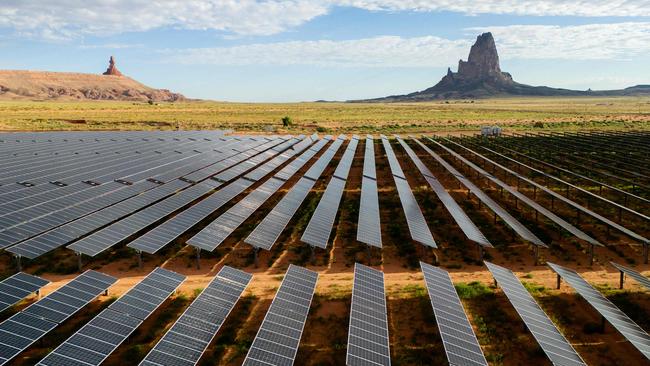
(281, 116, 292, 127)
(455, 281, 492, 299)
(533, 121, 545, 128)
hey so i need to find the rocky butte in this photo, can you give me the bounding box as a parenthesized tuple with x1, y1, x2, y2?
(0, 56, 185, 102)
(355, 32, 650, 102)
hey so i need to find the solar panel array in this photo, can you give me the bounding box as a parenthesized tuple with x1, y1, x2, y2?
(301, 135, 359, 248)
(0, 272, 49, 313)
(244, 135, 346, 250)
(5, 138, 268, 259)
(412, 137, 546, 248)
(548, 262, 650, 360)
(37, 267, 185, 366)
(69, 137, 294, 257)
(0, 270, 117, 365)
(357, 135, 382, 248)
(243, 265, 318, 365)
(485, 261, 586, 366)
(346, 263, 391, 366)
(445, 137, 645, 246)
(1, 134, 271, 255)
(427, 137, 602, 248)
(139, 266, 253, 366)
(131, 136, 321, 254)
(420, 262, 488, 366)
(68, 182, 218, 256)
(184, 136, 324, 252)
(610, 261, 650, 290)
(396, 136, 491, 248)
(380, 135, 436, 248)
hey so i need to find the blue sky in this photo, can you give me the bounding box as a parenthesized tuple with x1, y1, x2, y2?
(1, 1, 649, 101)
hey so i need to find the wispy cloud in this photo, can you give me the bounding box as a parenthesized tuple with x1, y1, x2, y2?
(79, 43, 143, 49)
(166, 36, 468, 67)
(164, 23, 650, 67)
(1, 1, 650, 41)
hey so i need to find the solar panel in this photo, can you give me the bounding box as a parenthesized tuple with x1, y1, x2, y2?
(346, 263, 391, 366)
(426, 137, 602, 248)
(7, 179, 190, 259)
(357, 136, 382, 248)
(444, 138, 648, 246)
(303, 135, 346, 181)
(37, 268, 185, 366)
(548, 262, 650, 360)
(381, 136, 436, 248)
(68, 181, 216, 256)
(0, 272, 49, 313)
(610, 261, 650, 290)
(244, 136, 346, 250)
(412, 137, 546, 248)
(0, 270, 117, 365)
(188, 178, 286, 251)
(419, 262, 488, 366)
(302, 136, 359, 248)
(396, 136, 491, 248)
(485, 262, 585, 366)
(182, 137, 321, 252)
(139, 266, 253, 366)
(243, 265, 318, 366)
(274, 137, 330, 181)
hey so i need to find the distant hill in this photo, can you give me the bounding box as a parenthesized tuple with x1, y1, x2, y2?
(354, 33, 650, 102)
(0, 57, 185, 102)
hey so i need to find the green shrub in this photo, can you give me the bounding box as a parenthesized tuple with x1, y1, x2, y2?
(281, 116, 292, 127)
(455, 281, 492, 299)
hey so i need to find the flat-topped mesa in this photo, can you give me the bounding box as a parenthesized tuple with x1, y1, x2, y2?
(102, 56, 123, 76)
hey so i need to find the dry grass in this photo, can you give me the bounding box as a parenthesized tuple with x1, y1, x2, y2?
(0, 96, 649, 133)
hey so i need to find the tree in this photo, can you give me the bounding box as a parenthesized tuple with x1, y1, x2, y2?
(281, 116, 292, 127)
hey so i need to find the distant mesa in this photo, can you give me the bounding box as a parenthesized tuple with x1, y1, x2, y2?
(102, 56, 123, 77)
(355, 32, 650, 102)
(0, 56, 185, 102)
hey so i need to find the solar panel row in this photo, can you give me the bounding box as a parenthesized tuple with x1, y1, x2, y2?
(548, 262, 650, 360)
(380, 136, 436, 248)
(243, 265, 318, 366)
(181, 136, 321, 252)
(0, 272, 49, 313)
(346, 263, 391, 366)
(427, 137, 602, 248)
(0, 270, 117, 365)
(68, 181, 218, 257)
(357, 136, 382, 248)
(396, 136, 491, 248)
(445, 138, 648, 246)
(412, 137, 546, 248)
(485, 262, 585, 366)
(139, 266, 252, 366)
(7, 179, 190, 259)
(127, 137, 312, 255)
(301, 136, 359, 249)
(37, 267, 185, 366)
(244, 136, 346, 250)
(420, 262, 488, 366)
(69, 137, 294, 257)
(610, 261, 650, 290)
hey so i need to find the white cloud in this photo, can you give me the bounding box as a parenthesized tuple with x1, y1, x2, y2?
(165, 23, 650, 67)
(167, 36, 468, 67)
(1, 1, 650, 41)
(0, 1, 329, 40)
(480, 23, 650, 60)
(335, 0, 650, 17)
